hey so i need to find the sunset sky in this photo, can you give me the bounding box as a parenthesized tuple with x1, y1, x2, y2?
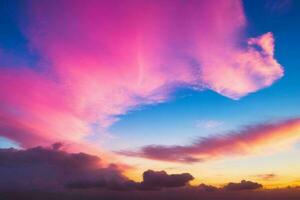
(0, 0, 300, 192)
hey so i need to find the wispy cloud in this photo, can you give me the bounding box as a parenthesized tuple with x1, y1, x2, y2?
(253, 173, 277, 181)
(0, 0, 283, 152)
(196, 120, 224, 129)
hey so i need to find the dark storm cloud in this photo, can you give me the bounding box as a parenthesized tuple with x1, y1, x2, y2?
(67, 170, 194, 191)
(140, 170, 194, 190)
(223, 180, 263, 191)
(1, 145, 297, 200)
(0, 145, 194, 192)
(0, 145, 130, 191)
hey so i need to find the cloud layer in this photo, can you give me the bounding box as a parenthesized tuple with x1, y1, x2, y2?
(3, 187, 300, 200)
(120, 118, 300, 162)
(0, 145, 195, 191)
(0, 144, 127, 191)
(0, 0, 283, 149)
(0, 144, 266, 193)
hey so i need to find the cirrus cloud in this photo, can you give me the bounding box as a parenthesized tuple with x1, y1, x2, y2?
(0, 0, 283, 151)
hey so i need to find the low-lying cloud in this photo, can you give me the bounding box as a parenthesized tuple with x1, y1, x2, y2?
(141, 170, 194, 190)
(198, 183, 218, 192)
(0, 144, 127, 191)
(0, 145, 194, 192)
(224, 180, 263, 191)
(0, 144, 266, 193)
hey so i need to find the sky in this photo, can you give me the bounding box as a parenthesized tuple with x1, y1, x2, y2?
(0, 0, 300, 193)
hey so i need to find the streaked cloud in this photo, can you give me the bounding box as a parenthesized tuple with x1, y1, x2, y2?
(120, 118, 300, 162)
(254, 173, 277, 181)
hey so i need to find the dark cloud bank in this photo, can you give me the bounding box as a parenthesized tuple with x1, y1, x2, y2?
(0, 145, 300, 200)
(0, 144, 194, 192)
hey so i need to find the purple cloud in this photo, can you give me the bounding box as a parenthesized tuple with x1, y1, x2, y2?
(223, 180, 262, 191)
(120, 118, 300, 163)
(140, 170, 194, 190)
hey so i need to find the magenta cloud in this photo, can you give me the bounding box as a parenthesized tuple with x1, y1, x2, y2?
(0, 0, 283, 149)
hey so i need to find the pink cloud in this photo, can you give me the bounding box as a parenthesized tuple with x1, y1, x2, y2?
(120, 118, 300, 162)
(0, 0, 283, 150)
(201, 32, 283, 99)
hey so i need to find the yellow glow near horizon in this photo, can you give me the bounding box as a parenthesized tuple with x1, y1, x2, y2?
(121, 145, 300, 189)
